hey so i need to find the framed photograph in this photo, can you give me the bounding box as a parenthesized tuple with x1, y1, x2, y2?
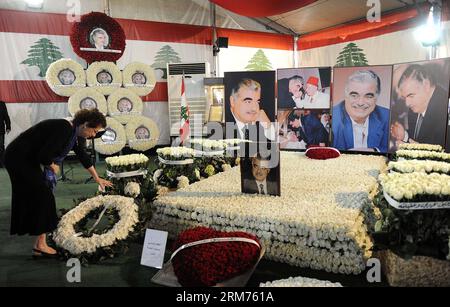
(240, 144, 280, 196)
(390, 58, 450, 152)
(101, 128, 117, 143)
(135, 126, 150, 140)
(331, 66, 393, 154)
(79, 97, 98, 110)
(96, 70, 113, 84)
(89, 28, 110, 51)
(278, 109, 330, 150)
(117, 98, 133, 113)
(58, 69, 76, 85)
(224, 71, 276, 143)
(132, 72, 147, 85)
(277, 67, 331, 110)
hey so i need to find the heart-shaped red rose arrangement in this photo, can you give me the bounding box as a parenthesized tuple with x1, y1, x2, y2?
(305, 146, 341, 160)
(171, 227, 261, 287)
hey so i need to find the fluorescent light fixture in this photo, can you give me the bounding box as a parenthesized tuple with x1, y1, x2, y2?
(25, 0, 44, 9)
(415, 6, 442, 47)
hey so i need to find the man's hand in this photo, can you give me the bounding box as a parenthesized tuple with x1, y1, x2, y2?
(49, 163, 60, 175)
(258, 109, 271, 128)
(287, 131, 298, 142)
(390, 122, 405, 141)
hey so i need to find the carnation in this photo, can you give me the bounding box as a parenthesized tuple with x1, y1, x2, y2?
(124, 182, 140, 198)
(204, 165, 215, 177)
(177, 176, 190, 189)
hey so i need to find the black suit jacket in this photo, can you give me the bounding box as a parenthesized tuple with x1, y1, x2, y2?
(0, 101, 11, 134)
(407, 86, 448, 145)
(278, 78, 301, 109)
(243, 178, 279, 196)
(5, 119, 92, 169)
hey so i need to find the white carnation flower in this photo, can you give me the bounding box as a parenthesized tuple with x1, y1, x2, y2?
(124, 182, 141, 198)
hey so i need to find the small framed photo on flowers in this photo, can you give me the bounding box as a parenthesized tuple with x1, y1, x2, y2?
(240, 143, 280, 196)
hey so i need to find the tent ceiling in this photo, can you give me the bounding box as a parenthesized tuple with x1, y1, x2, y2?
(0, 0, 430, 35)
(267, 0, 429, 35)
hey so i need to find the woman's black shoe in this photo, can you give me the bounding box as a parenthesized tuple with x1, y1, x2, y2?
(32, 248, 58, 259)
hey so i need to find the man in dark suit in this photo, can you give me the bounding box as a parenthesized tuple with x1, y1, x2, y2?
(288, 110, 329, 147)
(242, 154, 279, 196)
(391, 64, 448, 146)
(0, 101, 11, 167)
(277, 75, 305, 109)
(332, 70, 390, 152)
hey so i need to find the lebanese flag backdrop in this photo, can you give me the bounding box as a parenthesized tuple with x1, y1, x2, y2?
(0, 9, 293, 145)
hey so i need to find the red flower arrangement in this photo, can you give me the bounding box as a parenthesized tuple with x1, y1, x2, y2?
(70, 12, 126, 64)
(172, 227, 261, 287)
(305, 146, 341, 160)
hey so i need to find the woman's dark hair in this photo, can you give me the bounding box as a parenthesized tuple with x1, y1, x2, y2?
(73, 109, 107, 128)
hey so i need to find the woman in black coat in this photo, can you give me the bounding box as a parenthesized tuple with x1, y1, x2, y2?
(4, 109, 113, 257)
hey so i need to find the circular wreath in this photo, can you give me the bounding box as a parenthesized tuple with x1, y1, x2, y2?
(86, 61, 122, 96)
(94, 117, 126, 155)
(68, 87, 108, 116)
(53, 195, 138, 255)
(70, 12, 126, 64)
(107, 88, 143, 124)
(125, 115, 160, 151)
(122, 62, 157, 96)
(46, 59, 86, 97)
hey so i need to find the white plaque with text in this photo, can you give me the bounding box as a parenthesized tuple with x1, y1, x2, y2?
(140, 229, 168, 269)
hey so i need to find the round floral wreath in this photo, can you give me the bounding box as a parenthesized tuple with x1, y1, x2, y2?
(53, 195, 138, 255)
(68, 87, 108, 116)
(86, 61, 122, 96)
(94, 117, 126, 155)
(46, 59, 86, 97)
(70, 12, 126, 64)
(107, 88, 143, 124)
(122, 62, 157, 96)
(125, 115, 160, 151)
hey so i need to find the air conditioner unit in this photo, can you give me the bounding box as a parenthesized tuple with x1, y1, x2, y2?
(167, 62, 211, 137)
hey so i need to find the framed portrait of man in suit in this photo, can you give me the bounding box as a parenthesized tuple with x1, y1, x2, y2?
(389, 58, 450, 152)
(331, 66, 393, 154)
(240, 145, 280, 197)
(224, 71, 276, 145)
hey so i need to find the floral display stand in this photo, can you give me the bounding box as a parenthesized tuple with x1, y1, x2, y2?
(151, 152, 387, 275)
(375, 250, 450, 287)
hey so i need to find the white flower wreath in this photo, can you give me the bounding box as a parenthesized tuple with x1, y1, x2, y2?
(122, 62, 156, 96)
(46, 58, 86, 97)
(94, 117, 126, 155)
(86, 61, 122, 95)
(125, 115, 160, 151)
(67, 87, 108, 116)
(53, 195, 139, 255)
(107, 88, 143, 124)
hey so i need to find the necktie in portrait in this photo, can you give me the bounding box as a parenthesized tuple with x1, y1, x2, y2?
(259, 184, 265, 195)
(414, 114, 423, 140)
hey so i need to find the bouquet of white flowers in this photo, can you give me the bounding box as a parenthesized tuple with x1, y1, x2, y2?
(155, 147, 199, 189)
(104, 154, 154, 201)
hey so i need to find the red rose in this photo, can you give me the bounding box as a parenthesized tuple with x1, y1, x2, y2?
(305, 147, 341, 160)
(172, 227, 261, 287)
